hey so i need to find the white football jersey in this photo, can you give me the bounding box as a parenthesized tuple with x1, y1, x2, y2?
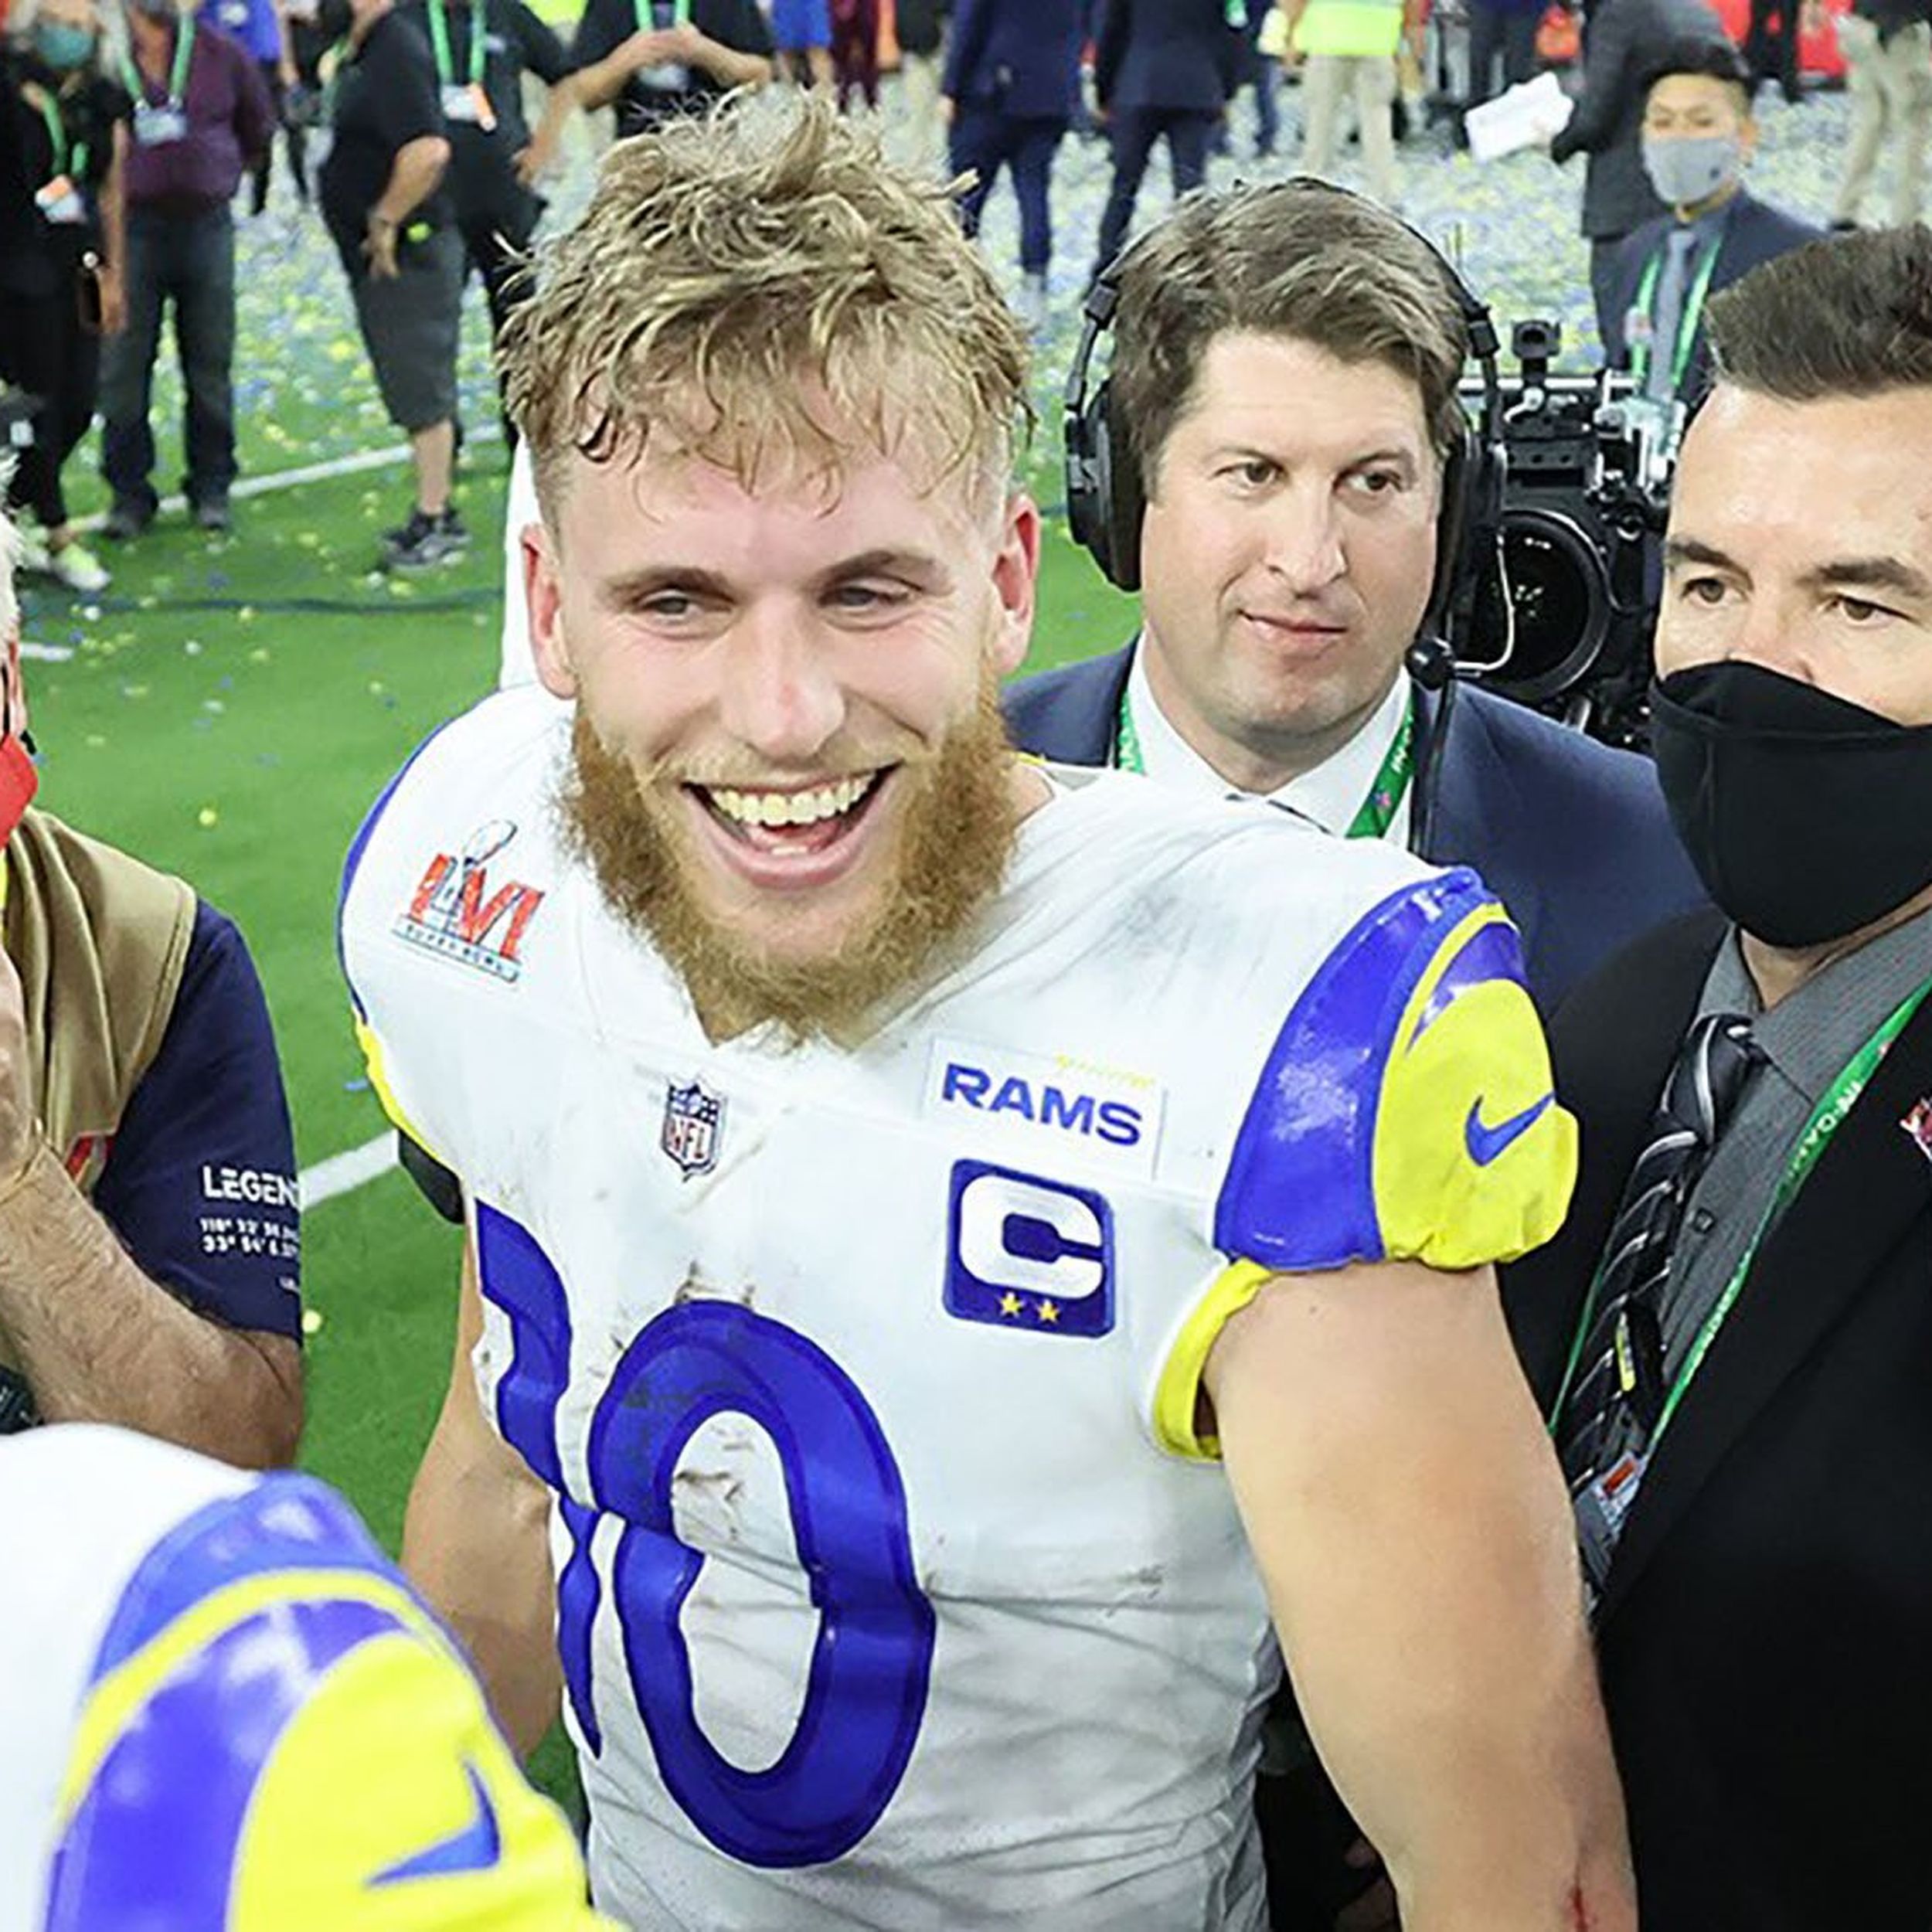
(340, 688, 1573, 1932)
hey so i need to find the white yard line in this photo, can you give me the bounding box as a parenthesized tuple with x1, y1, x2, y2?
(299, 1133, 396, 1208)
(74, 425, 505, 530)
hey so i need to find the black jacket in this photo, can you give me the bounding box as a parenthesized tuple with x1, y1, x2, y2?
(1505, 910, 1932, 1930)
(1090, 0, 1240, 112)
(1602, 189, 1822, 400)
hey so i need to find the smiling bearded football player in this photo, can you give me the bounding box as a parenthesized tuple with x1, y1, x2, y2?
(338, 94, 1634, 1932)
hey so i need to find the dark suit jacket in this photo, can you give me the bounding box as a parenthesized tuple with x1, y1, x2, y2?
(942, 0, 1083, 117)
(1090, 0, 1239, 112)
(1602, 190, 1823, 396)
(1548, 0, 1730, 239)
(1002, 643, 1706, 1012)
(1504, 911, 1932, 1930)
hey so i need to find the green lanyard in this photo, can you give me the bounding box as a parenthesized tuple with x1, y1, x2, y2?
(32, 90, 89, 184)
(1346, 700, 1415, 841)
(1549, 974, 1932, 1454)
(1114, 685, 1148, 780)
(1631, 232, 1723, 400)
(1113, 684, 1417, 842)
(426, 0, 486, 89)
(122, 16, 196, 109)
(631, 0, 689, 27)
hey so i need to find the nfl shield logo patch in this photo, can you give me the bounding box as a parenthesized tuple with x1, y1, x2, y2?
(662, 1080, 725, 1179)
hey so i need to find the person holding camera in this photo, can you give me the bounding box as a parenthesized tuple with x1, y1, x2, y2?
(1505, 225, 1932, 1931)
(1601, 42, 1818, 440)
(1006, 182, 1704, 1022)
(0, 0, 128, 594)
(1008, 189, 1699, 1931)
(319, 0, 464, 570)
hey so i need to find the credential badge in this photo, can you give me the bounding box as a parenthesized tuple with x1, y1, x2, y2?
(662, 1080, 726, 1179)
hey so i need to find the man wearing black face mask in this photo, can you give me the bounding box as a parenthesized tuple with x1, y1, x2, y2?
(1505, 225, 1932, 1932)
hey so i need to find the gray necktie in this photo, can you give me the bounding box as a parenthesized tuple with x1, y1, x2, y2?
(1646, 225, 1702, 403)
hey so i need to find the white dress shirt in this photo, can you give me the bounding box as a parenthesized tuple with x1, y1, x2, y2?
(1122, 642, 1416, 846)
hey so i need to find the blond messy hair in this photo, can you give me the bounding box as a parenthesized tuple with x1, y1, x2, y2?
(501, 94, 1030, 520)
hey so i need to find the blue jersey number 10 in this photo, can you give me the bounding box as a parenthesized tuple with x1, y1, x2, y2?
(476, 1205, 936, 1869)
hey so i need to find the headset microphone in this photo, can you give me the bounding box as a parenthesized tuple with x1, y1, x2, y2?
(1062, 181, 1506, 856)
(1403, 634, 1457, 692)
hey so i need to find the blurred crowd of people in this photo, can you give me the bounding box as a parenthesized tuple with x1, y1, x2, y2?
(2, 0, 1927, 587)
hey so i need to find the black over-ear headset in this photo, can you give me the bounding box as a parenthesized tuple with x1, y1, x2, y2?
(1062, 177, 1506, 679)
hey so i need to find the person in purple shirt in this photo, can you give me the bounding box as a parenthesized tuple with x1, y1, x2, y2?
(97, 0, 271, 542)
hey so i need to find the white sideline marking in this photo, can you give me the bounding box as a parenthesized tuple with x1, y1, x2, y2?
(300, 1133, 395, 1207)
(73, 424, 505, 530)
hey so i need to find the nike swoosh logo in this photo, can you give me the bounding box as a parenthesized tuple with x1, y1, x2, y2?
(370, 1760, 502, 1886)
(1465, 1092, 1556, 1166)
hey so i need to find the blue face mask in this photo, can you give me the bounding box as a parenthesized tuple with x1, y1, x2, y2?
(32, 19, 98, 67)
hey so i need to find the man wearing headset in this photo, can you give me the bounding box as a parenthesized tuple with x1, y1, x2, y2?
(1005, 181, 1705, 1015)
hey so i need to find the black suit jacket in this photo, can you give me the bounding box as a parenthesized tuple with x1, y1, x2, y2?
(1090, 0, 1239, 112)
(1505, 913, 1932, 1930)
(1601, 190, 1824, 398)
(1002, 643, 1706, 1012)
(942, 0, 1085, 118)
